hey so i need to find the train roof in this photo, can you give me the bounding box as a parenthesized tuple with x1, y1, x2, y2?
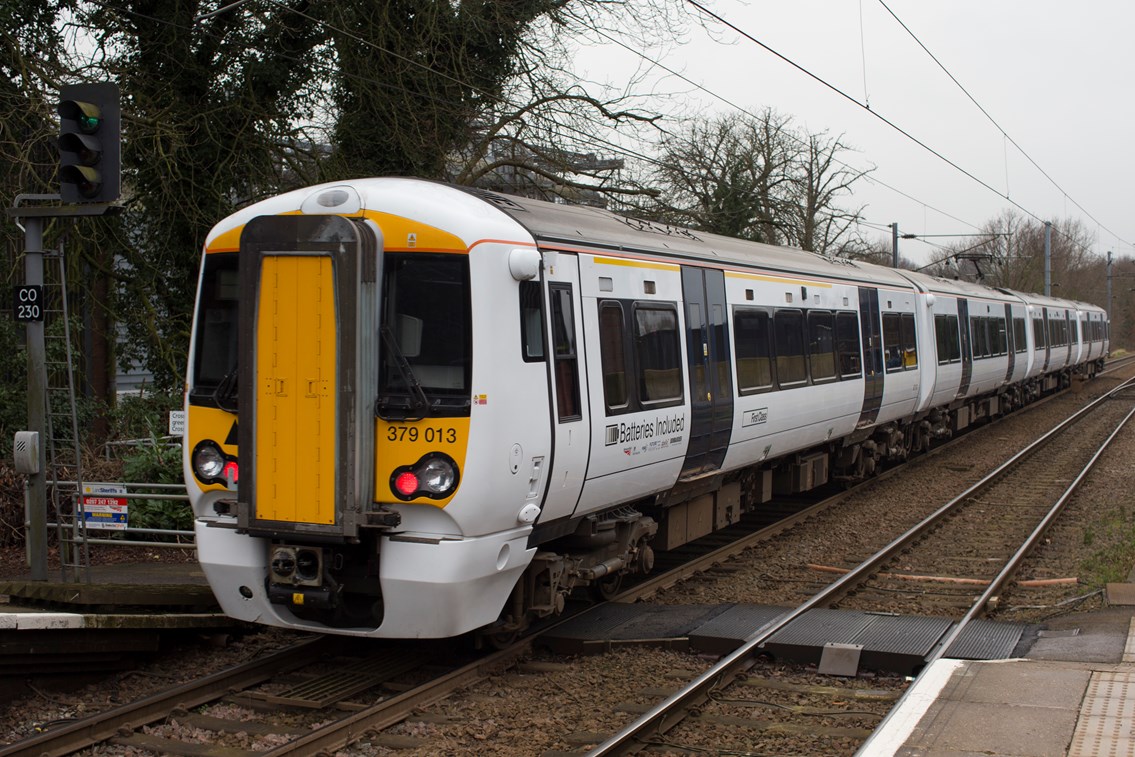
(899, 270, 1020, 303)
(205, 178, 1103, 318)
(465, 189, 1100, 317)
(464, 187, 918, 290)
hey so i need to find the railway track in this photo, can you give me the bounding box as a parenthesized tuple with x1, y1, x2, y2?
(3, 367, 1131, 756)
(0, 635, 488, 757)
(1102, 352, 1135, 375)
(619, 366, 1125, 607)
(833, 380, 1135, 616)
(587, 374, 1135, 755)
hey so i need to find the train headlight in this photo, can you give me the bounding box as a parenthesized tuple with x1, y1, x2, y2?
(390, 452, 460, 501)
(193, 441, 226, 482)
(419, 457, 457, 493)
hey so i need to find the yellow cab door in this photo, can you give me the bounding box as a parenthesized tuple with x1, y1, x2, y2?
(237, 214, 380, 538)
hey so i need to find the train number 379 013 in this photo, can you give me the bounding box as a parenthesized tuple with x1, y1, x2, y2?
(386, 426, 458, 444)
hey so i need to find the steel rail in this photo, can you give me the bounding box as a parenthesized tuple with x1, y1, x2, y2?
(0, 636, 328, 757)
(616, 370, 1072, 604)
(259, 638, 539, 755)
(587, 374, 1135, 756)
(853, 401, 1135, 757)
(1102, 354, 1135, 375)
(926, 402, 1135, 664)
(8, 374, 1130, 756)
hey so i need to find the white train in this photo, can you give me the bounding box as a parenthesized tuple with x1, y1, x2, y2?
(183, 178, 1109, 639)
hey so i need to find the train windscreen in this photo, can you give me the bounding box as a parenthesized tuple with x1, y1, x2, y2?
(377, 253, 471, 418)
(190, 252, 239, 408)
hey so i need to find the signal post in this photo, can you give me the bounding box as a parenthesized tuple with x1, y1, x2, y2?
(9, 82, 121, 580)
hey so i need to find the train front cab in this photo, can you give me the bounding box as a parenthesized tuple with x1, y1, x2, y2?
(188, 201, 543, 638)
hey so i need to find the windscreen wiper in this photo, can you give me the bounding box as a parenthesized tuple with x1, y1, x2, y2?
(214, 364, 239, 413)
(378, 324, 430, 418)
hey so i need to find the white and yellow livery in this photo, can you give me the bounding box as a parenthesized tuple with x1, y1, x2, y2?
(184, 178, 1108, 638)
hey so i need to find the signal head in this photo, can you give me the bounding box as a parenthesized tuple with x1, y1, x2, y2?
(57, 82, 120, 204)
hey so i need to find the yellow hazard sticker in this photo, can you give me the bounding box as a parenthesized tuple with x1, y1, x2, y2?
(292, 593, 304, 605)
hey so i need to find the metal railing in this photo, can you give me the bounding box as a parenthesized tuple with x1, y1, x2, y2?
(48, 480, 195, 551)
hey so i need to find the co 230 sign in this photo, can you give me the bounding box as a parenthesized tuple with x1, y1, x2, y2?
(14, 286, 44, 323)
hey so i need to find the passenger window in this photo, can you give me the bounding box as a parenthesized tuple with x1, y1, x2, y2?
(835, 311, 862, 378)
(550, 284, 581, 421)
(807, 310, 837, 382)
(992, 318, 1007, 355)
(935, 314, 960, 364)
(971, 317, 989, 359)
(899, 313, 918, 368)
(634, 305, 682, 403)
(1033, 318, 1046, 348)
(1014, 318, 1027, 353)
(734, 308, 773, 392)
(519, 281, 544, 362)
(598, 302, 628, 411)
(882, 313, 903, 371)
(773, 309, 807, 386)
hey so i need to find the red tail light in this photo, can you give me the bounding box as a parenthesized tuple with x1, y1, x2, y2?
(394, 471, 419, 497)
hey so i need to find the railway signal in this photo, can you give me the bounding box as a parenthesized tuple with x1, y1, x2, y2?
(57, 82, 121, 203)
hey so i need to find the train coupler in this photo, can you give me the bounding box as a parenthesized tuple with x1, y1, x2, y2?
(267, 583, 336, 610)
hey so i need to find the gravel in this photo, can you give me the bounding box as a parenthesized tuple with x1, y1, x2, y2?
(3, 370, 1132, 754)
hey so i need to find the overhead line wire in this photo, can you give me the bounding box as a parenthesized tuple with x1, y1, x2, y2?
(85, 0, 1114, 262)
(682, 0, 1119, 259)
(588, 25, 983, 233)
(875, 0, 1131, 251)
(683, 0, 1005, 198)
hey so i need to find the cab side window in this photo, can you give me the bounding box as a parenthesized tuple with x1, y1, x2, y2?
(550, 284, 581, 421)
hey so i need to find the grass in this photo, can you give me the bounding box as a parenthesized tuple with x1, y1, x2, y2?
(1079, 506, 1135, 588)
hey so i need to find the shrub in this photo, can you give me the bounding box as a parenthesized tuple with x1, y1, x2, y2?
(120, 436, 191, 534)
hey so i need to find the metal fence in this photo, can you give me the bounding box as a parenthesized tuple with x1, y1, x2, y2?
(50, 480, 195, 550)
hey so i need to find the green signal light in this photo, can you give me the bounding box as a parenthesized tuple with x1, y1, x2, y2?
(59, 100, 102, 134)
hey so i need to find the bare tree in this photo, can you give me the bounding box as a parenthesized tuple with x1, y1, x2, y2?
(783, 130, 872, 253)
(451, 71, 662, 205)
(649, 109, 794, 242)
(646, 110, 871, 253)
(938, 210, 1102, 303)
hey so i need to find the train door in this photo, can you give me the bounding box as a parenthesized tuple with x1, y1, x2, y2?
(237, 214, 380, 539)
(1003, 304, 1015, 382)
(538, 252, 590, 523)
(956, 299, 972, 396)
(1041, 307, 1051, 371)
(680, 266, 733, 477)
(856, 287, 884, 427)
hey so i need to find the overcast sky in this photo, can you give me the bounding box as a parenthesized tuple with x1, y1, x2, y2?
(577, 0, 1135, 266)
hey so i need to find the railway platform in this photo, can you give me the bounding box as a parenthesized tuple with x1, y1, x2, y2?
(860, 584, 1135, 757)
(0, 560, 232, 677)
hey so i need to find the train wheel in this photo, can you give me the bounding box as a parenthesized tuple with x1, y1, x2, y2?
(591, 572, 624, 601)
(901, 425, 915, 459)
(485, 630, 519, 649)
